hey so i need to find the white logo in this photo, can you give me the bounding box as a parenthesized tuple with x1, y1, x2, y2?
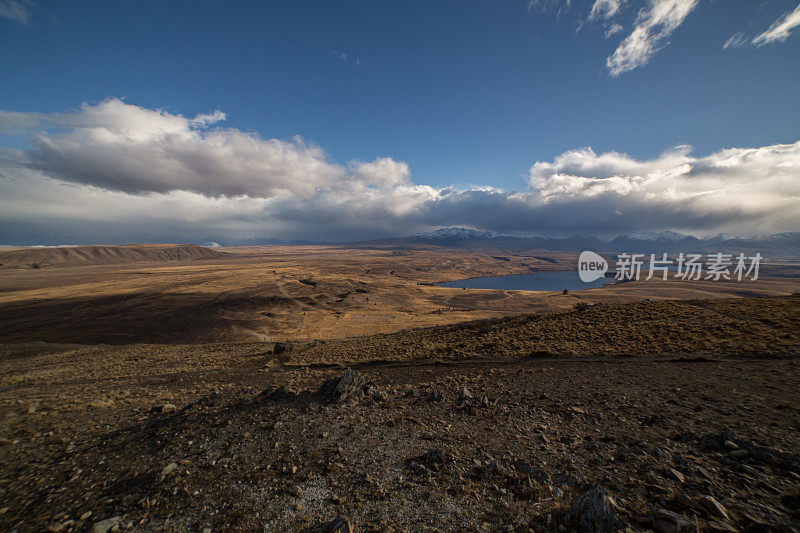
(578, 250, 608, 282)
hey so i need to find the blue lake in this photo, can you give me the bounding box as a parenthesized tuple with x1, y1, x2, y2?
(436, 271, 610, 291)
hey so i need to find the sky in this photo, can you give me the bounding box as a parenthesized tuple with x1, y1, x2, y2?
(1, 0, 799, 245)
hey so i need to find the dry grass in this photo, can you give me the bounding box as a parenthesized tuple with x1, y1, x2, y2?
(1, 244, 799, 344)
(295, 294, 800, 364)
(0, 243, 226, 268)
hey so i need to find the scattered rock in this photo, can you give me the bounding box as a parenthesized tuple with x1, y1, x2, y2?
(152, 403, 177, 414)
(562, 485, 628, 532)
(426, 389, 443, 402)
(366, 385, 389, 402)
(455, 386, 493, 412)
(92, 516, 122, 533)
(417, 449, 451, 472)
(570, 406, 588, 415)
(651, 508, 694, 533)
(308, 515, 353, 533)
(288, 484, 302, 497)
(705, 520, 738, 533)
(273, 342, 290, 355)
(457, 386, 473, 405)
(667, 468, 685, 483)
(317, 369, 366, 403)
(161, 462, 178, 476)
(488, 458, 512, 478)
(697, 495, 728, 519)
(698, 431, 796, 467)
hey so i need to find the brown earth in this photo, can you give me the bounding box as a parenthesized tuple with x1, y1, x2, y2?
(1, 296, 800, 531)
(1, 245, 799, 531)
(1, 244, 798, 344)
(0, 243, 227, 269)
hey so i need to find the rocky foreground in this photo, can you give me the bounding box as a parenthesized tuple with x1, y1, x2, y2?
(1, 357, 799, 532)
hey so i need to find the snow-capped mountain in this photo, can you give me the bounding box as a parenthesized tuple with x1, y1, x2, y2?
(413, 227, 565, 240)
(370, 227, 800, 257)
(614, 231, 692, 242)
(379, 227, 603, 251)
(606, 231, 702, 253)
(413, 227, 503, 239)
(702, 233, 744, 243)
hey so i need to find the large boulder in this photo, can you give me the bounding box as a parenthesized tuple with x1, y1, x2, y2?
(317, 368, 366, 403)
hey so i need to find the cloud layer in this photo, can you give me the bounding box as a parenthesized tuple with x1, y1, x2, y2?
(0, 100, 798, 244)
(0, 0, 33, 25)
(606, 0, 699, 76)
(532, 0, 700, 75)
(539, 1, 800, 74)
(527, 142, 800, 233)
(753, 3, 800, 47)
(723, 3, 800, 50)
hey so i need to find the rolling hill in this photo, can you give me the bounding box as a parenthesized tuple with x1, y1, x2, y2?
(0, 243, 227, 268)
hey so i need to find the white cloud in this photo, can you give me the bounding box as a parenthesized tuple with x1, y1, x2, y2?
(723, 32, 747, 50)
(753, 3, 800, 46)
(1, 99, 360, 198)
(351, 157, 412, 189)
(606, 0, 699, 76)
(589, 0, 625, 21)
(530, 0, 700, 76)
(527, 141, 800, 234)
(605, 23, 624, 38)
(528, 0, 571, 14)
(1, 100, 799, 243)
(0, 0, 33, 25)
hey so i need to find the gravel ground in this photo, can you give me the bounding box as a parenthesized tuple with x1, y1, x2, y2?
(1, 357, 799, 532)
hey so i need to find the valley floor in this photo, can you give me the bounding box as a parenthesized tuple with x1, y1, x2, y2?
(2, 244, 799, 344)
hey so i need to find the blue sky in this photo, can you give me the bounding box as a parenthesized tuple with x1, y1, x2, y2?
(1, 0, 799, 244)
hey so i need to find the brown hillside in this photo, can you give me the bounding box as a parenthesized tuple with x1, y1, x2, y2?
(295, 294, 800, 364)
(0, 243, 227, 268)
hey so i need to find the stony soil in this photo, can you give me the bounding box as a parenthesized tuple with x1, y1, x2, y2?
(1, 359, 800, 532)
(296, 294, 800, 364)
(1, 296, 799, 532)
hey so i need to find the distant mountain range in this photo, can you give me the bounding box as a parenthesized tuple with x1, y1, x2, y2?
(368, 228, 800, 258)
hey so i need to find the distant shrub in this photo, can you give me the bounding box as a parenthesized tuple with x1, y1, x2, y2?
(273, 341, 294, 355)
(30, 263, 41, 269)
(573, 302, 590, 313)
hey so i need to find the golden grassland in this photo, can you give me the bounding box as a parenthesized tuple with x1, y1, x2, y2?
(2, 245, 799, 531)
(1, 243, 799, 344)
(0, 294, 797, 420)
(294, 294, 800, 365)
